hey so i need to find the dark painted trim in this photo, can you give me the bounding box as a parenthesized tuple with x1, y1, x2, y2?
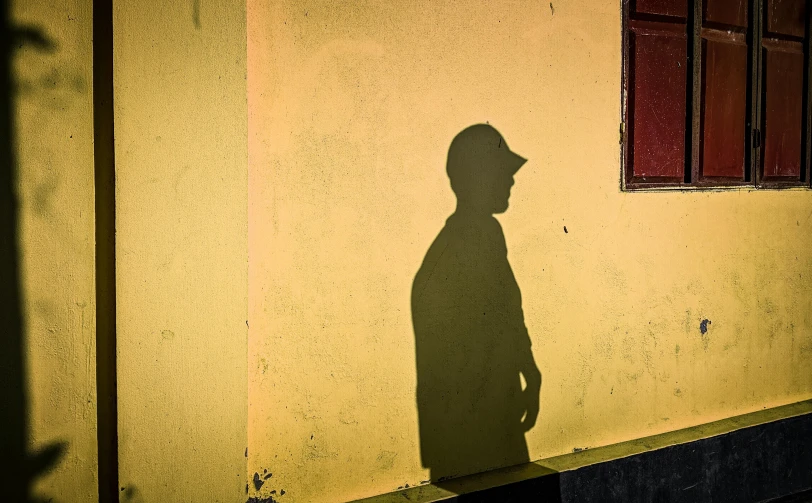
(447, 412, 812, 502)
(93, 0, 118, 500)
(356, 401, 812, 503)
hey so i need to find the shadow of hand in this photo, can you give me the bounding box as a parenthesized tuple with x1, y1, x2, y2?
(520, 377, 541, 432)
(27, 442, 66, 479)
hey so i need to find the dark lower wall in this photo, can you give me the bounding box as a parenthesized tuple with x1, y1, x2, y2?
(449, 412, 812, 503)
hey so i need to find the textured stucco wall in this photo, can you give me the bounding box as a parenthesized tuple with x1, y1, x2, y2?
(247, 1, 812, 502)
(12, 0, 98, 500)
(114, 0, 248, 501)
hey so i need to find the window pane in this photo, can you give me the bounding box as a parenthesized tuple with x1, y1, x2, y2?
(701, 39, 747, 178)
(765, 0, 806, 38)
(704, 0, 748, 28)
(635, 0, 689, 18)
(630, 30, 688, 179)
(762, 45, 804, 179)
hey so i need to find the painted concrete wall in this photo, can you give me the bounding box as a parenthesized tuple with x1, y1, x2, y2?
(11, 0, 98, 501)
(18, 0, 805, 501)
(113, 0, 248, 501)
(247, 1, 812, 502)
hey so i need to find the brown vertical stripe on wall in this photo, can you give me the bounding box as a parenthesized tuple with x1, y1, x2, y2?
(93, 0, 118, 500)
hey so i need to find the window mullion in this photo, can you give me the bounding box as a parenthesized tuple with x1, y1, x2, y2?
(805, 1, 812, 185)
(690, 0, 702, 185)
(752, 0, 763, 186)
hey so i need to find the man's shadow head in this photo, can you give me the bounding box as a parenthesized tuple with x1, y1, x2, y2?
(447, 124, 527, 215)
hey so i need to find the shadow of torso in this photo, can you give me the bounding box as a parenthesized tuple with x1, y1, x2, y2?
(412, 212, 532, 481)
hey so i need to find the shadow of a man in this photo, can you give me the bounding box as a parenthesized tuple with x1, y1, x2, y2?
(412, 124, 542, 483)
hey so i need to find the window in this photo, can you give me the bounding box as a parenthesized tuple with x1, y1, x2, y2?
(622, 0, 811, 189)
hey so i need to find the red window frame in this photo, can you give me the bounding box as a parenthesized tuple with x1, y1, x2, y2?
(622, 0, 812, 190)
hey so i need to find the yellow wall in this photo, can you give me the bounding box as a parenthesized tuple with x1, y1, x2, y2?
(14, 0, 810, 501)
(247, 1, 812, 502)
(114, 0, 248, 501)
(12, 0, 98, 500)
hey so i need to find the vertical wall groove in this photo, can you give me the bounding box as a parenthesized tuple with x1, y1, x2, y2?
(93, 0, 118, 500)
